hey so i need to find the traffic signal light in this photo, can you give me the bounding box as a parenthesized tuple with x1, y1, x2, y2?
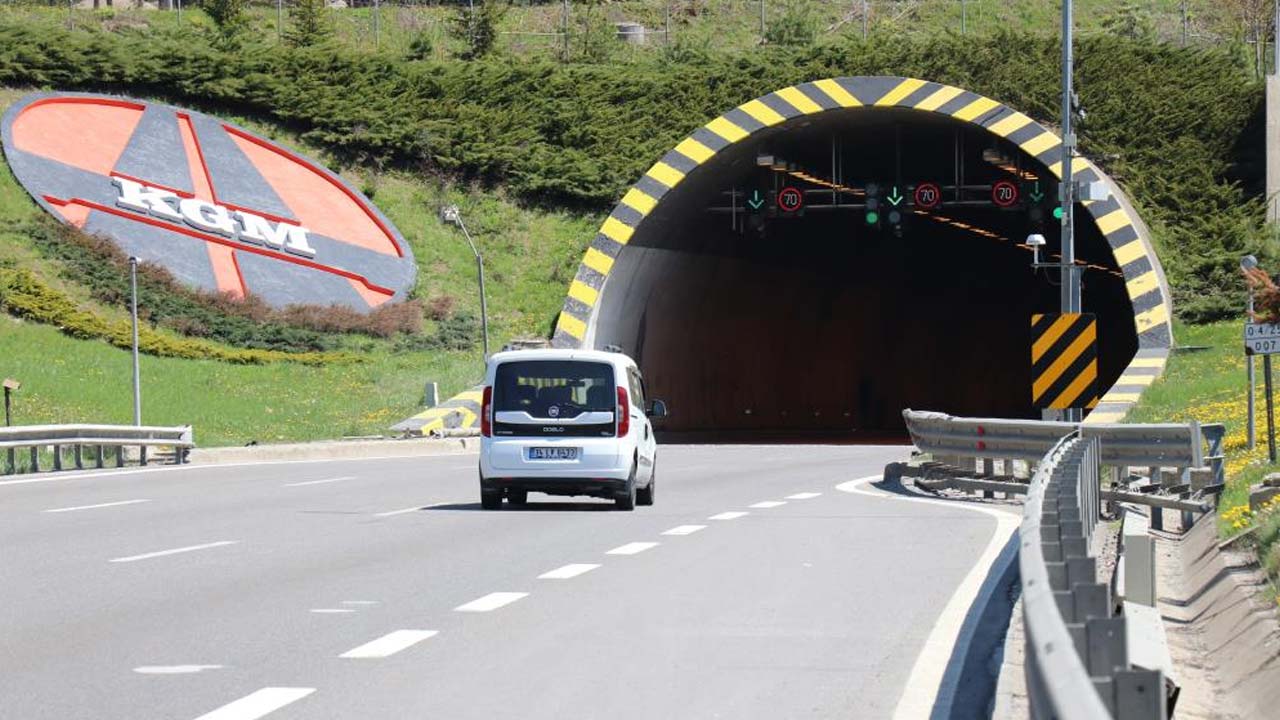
(865, 182, 880, 227)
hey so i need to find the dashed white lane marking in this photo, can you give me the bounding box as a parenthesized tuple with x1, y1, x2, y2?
(374, 502, 451, 517)
(836, 474, 1019, 720)
(283, 476, 354, 487)
(661, 524, 706, 536)
(455, 592, 529, 612)
(133, 664, 223, 675)
(193, 687, 315, 720)
(538, 563, 601, 579)
(43, 498, 151, 513)
(341, 600, 379, 606)
(749, 500, 786, 509)
(339, 630, 438, 659)
(786, 492, 822, 500)
(605, 541, 658, 556)
(109, 540, 238, 564)
(708, 511, 748, 520)
(310, 609, 355, 614)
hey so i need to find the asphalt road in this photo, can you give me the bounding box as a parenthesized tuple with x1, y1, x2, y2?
(0, 445, 1014, 720)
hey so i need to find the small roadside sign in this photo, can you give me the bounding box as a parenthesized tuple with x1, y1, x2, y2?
(1245, 322, 1280, 355)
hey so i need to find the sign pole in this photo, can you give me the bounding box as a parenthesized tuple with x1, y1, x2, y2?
(1059, 0, 1082, 423)
(1267, 354, 1277, 463)
(1249, 288, 1258, 448)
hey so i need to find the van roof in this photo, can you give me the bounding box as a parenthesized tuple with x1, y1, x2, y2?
(487, 348, 635, 368)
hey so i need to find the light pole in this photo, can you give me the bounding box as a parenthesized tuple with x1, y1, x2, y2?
(1244, 255, 1260, 449)
(2, 377, 16, 473)
(1059, 0, 1082, 423)
(440, 205, 490, 360)
(129, 257, 142, 427)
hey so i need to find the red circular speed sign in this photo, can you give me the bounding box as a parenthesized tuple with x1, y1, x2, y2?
(913, 182, 942, 210)
(777, 186, 804, 213)
(991, 180, 1020, 208)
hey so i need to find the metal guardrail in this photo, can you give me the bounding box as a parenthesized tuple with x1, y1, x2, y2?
(1021, 433, 1169, 719)
(1, 424, 194, 475)
(904, 409, 1226, 496)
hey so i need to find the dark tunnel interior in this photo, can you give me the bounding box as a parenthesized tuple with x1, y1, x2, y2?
(592, 109, 1139, 442)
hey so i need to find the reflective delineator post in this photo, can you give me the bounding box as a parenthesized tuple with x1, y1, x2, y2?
(130, 257, 142, 428)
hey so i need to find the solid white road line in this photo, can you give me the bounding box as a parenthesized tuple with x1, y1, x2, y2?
(786, 492, 822, 500)
(605, 542, 658, 556)
(0, 451, 478, 487)
(133, 665, 223, 675)
(339, 630, 438, 659)
(455, 592, 529, 612)
(193, 687, 315, 720)
(661, 524, 706, 536)
(282, 476, 354, 487)
(538, 563, 601, 579)
(43, 498, 151, 513)
(749, 500, 786, 509)
(836, 474, 1019, 720)
(108, 540, 239, 564)
(373, 502, 451, 517)
(708, 511, 748, 520)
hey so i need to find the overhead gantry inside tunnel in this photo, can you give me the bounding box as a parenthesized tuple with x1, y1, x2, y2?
(552, 77, 1174, 441)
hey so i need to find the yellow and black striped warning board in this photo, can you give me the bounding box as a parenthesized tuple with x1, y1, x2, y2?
(1031, 313, 1098, 410)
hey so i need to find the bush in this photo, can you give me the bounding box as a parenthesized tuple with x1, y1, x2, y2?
(0, 268, 354, 365)
(23, 218, 423, 346)
(0, 23, 1264, 322)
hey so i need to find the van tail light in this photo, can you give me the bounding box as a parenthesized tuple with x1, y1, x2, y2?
(616, 386, 630, 437)
(480, 386, 493, 438)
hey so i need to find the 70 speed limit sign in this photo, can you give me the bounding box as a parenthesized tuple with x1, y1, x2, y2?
(1245, 322, 1280, 355)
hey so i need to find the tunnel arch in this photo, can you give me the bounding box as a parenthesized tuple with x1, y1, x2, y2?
(552, 76, 1173, 435)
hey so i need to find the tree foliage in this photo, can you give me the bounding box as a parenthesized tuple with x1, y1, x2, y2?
(448, 0, 506, 60)
(285, 0, 333, 48)
(0, 22, 1267, 322)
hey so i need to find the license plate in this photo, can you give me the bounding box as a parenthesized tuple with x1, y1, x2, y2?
(528, 447, 579, 461)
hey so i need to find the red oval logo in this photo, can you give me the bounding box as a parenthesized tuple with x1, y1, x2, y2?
(1, 92, 415, 311)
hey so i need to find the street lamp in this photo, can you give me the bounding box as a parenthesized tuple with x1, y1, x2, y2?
(440, 205, 491, 360)
(1244, 255, 1260, 449)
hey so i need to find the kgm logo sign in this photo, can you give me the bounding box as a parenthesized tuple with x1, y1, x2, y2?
(1, 93, 415, 311)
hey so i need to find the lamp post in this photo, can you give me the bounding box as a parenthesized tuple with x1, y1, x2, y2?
(1244, 255, 1260, 449)
(129, 257, 142, 427)
(1059, 0, 1083, 423)
(440, 205, 491, 360)
(2, 377, 16, 474)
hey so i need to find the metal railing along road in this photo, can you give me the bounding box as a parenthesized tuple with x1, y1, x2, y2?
(1021, 433, 1169, 719)
(1, 424, 194, 475)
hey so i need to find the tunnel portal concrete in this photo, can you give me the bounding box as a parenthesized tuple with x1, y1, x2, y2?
(552, 77, 1174, 440)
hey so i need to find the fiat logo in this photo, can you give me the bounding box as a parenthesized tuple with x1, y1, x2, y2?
(548, 406, 560, 418)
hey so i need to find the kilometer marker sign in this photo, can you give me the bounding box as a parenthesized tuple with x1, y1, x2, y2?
(1245, 322, 1280, 355)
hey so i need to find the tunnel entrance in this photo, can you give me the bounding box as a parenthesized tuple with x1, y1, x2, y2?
(553, 78, 1170, 442)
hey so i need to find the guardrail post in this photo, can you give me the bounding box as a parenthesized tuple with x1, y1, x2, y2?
(4, 447, 13, 475)
(1114, 668, 1167, 719)
(1148, 467, 1164, 531)
(73, 444, 83, 470)
(94, 445, 103, 469)
(139, 446, 148, 467)
(52, 444, 62, 471)
(30, 446, 39, 472)
(115, 446, 124, 468)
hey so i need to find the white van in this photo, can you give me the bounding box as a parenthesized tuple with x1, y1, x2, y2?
(478, 348, 666, 510)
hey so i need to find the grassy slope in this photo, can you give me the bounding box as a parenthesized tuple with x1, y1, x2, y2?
(0, 86, 601, 446)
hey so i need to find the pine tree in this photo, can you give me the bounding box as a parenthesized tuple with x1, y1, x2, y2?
(286, 0, 333, 48)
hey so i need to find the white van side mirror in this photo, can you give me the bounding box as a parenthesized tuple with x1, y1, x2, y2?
(647, 400, 668, 419)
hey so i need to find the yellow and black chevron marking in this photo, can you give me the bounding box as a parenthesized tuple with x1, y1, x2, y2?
(548, 75, 1173, 422)
(1031, 313, 1099, 410)
(552, 76, 1171, 357)
(390, 386, 483, 435)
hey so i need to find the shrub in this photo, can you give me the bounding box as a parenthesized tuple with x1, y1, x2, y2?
(0, 268, 355, 365)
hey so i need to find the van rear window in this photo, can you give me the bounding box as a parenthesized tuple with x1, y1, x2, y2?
(493, 361, 616, 418)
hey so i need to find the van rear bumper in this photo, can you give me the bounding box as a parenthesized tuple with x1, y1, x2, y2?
(480, 476, 627, 499)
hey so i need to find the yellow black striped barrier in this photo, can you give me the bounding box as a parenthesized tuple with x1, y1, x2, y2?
(1031, 313, 1098, 410)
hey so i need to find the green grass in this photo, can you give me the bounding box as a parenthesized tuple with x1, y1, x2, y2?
(0, 85, 603, 446)
(0, 314, 481, 446)
(1126, 319, 1280, 605)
